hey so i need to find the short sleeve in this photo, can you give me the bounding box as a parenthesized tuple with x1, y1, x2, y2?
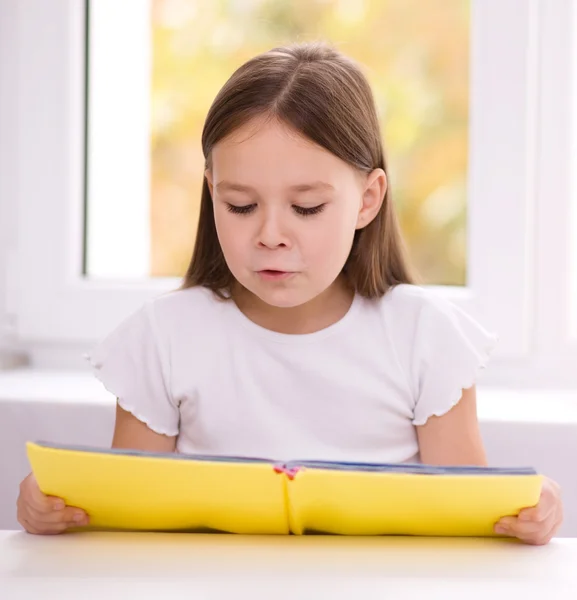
(83, 301, 179, 436)
(411, 297, 498, 426)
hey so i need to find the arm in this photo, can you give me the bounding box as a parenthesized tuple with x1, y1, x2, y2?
(112, 401, 177, 453)
(416, 385, 487, 466)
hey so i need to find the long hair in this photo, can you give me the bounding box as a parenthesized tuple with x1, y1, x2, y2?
(181, 41, 415, 298)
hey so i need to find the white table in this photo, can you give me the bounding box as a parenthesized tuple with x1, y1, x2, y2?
(1, 531, 576, 599)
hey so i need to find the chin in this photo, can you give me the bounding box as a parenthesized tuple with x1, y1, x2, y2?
(254, 289, 310, 309)
(234, 269, 337, 309)
(239, 281, 314, 309)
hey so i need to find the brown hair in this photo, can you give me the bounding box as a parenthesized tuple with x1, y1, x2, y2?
(181, 41, 414, 299)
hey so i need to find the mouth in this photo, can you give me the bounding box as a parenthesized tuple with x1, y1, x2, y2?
(256, 270, 296, 281)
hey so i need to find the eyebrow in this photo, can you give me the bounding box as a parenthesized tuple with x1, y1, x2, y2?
(215, 180, 336, 194)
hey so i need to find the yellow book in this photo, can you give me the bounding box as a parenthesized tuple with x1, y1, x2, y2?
(26, 441, 542, 537)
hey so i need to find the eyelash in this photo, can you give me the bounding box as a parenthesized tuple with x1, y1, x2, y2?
(225, 204, 326, 217)
(226, 204, 255, 215)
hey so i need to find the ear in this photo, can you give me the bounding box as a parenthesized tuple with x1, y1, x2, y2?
(356, 168, 387, 230)
(205, 169, 214, 196)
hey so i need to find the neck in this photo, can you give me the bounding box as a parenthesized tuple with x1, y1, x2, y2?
(232, 276, 354, 335)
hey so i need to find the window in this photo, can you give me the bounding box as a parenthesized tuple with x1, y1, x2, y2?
(5, 0, 577, 386)
(87, 0, 470, 287)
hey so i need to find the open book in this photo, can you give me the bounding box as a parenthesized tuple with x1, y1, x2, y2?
(26, 441, 542, 537)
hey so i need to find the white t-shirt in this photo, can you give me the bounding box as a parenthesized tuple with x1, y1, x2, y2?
(85, 284, 497, 464)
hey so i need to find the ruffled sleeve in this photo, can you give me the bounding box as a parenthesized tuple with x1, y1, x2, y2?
(410, 295, 498, 426)
(83, 301, 179, 437)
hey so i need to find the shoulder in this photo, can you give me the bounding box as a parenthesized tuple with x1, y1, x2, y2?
(151, 285, 223, 316)
(355, 284, 468, 365)
(377, 283, 460, 330)
(95, 286, 226, 350)
(372, 283, 497, 371)
(382, 283, 449, 308)
(367, 285, 498, 426)
(147, 286, 226, 333)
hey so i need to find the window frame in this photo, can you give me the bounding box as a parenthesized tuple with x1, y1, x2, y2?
(2, 0, 576, 386)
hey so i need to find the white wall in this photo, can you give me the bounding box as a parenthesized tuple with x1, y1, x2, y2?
(0, 1, 14, 358)
(0, 0, 17, 366)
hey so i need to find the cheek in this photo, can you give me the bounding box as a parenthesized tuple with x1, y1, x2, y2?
(214, 211, 246, 262)
(305, 211, 357, 263)
(323, 206, 358, 244)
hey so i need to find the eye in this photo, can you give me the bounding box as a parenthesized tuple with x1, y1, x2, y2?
(293, 204, 326, 217)
(226, 203, 256, 215)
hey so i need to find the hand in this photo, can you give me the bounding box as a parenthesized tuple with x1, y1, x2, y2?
(494, 476, 563, 545)
(16, 473, 89, 535)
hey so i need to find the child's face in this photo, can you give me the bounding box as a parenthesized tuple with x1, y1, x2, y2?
(205, 118, 385, 308)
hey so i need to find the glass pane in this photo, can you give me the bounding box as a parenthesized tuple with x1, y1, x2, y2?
(88, 0, 470, 286)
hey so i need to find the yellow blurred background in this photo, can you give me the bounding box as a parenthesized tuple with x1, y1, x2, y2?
(150, 0, 469, 286)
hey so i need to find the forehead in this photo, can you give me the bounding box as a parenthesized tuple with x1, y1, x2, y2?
(210, 118, 358, 187)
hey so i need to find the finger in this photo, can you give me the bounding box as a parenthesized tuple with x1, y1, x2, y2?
(26, 495, 57, 515)
(516, 518, 558, 546)
(542, 503, 564, 540)
(22, 507, 86, 534)
(20, 518, 41, 534)
(498, 513, 557, 544)
(20, 516, 68, 535)
(27, 492, 84, 520)
(499, 500, 555, 528)
(16, 505, 31, 531)
(26, 503, 88, 526)
(517, 494, 556, 524)
(509, 518, 551, 538)
(46, 495, 67, 510)
(516, 477, 562, 527)
(517, 506, 554, 523)
(22, 478, 62, 514)
(494, 516, 543, 537)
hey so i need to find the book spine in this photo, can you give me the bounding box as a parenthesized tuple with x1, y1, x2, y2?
(273, 463, 302, 480)
(272, 464, 301, 535)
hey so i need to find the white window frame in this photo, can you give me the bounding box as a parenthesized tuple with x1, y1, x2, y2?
(4, 0, 171, 348)
(2, 0, 576, 385)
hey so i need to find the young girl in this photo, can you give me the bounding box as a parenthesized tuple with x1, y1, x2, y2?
(17, 42, 562, 543)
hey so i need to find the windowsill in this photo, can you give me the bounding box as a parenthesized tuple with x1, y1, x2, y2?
(0, 368, 109, 405)
(0, 367, 576, 425)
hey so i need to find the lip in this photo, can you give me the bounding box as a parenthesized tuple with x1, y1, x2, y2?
(256, 270, 297, 281)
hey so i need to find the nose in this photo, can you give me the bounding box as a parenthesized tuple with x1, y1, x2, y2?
(256, 209, 290, 249)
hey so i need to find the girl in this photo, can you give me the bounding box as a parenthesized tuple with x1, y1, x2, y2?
(17, 42, 562, 543)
